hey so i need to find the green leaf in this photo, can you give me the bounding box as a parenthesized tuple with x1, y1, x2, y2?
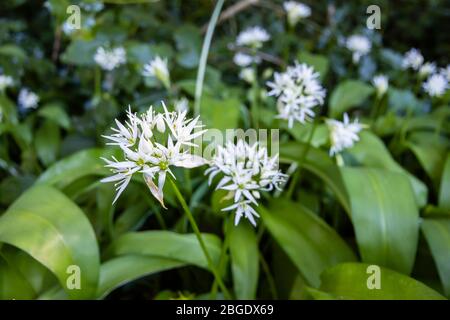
(229, 222, 259, 299)
(106, 231, 222, 270)
(421, 219, 450, 297)
(0, 185, 100, 299)
(341, 168, 419, 274)
(174, 25, 201, 69)
(38, 103, 71, 129)
(97, 256, 185, 299)
(200, 95, 241, 132)
(0, 253, 35, 299)
(297, 51, 329, 80)
(35, 121, 60, 167)
(439, 153, 450, 210)
(260, 199, 356, 287)
(317, 263, 445, 300)
(329, 80, 374, 118)
(280, 142, 350, 214)
(347, 131, 428, 207)
(61, 39, 103, 66)
(0, 44, 27, 61)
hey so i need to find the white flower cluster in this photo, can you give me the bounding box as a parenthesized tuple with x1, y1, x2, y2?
(326, 113, 363, 156)
(236, 26, 270, 49)
(402, 48, 424, 70)
(0, 74, 13, 91)
(101, 103, 207, 205)
(372, 74, 389, 97)
(94, 46, 127, 71)
(345, 35, 371, 64)
(423, 73, 448, 97)
(283, 1, 311, 26)
(233, 52, 261, 68)
(267, 61, 326, 128)
(205, 140, 287, 226)
(142, 56, 170, 89)
(18, 88, 39, 109)
(418, 62, 436, 78)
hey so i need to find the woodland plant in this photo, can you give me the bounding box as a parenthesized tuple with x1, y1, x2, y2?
(0, 0, 449, 301)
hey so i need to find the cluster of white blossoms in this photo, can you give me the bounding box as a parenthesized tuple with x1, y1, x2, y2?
(101, 103, 207, 205)
(418, 62, 436, 78)
(205, 140, 287, 227)
(402, 48, 424, 70)
(94, 46, 127, 71)
(0, 74, 14, 91)
(423, 73, 448, 97)
(142, 56, 170, 89)
(326, 113, 363, 156)
(18, 88, 39, 109)
(283, 1, 311, 27)
(233, 52, 261, 68)
(174, 97, 189, 113)
(236, 26, 271, 49)
(345, 35, 371, 64)
(266, 61, 326, 128)
(372, 74, 389, 97)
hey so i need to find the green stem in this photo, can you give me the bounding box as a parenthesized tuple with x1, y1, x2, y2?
(169, 177, 232, 299)
(251, 63, 259, 130)
(210, 218, 233, 299)
(194, 0, 225, 115)
(286, 120, 318, 198)
(259, 252, 278, 299)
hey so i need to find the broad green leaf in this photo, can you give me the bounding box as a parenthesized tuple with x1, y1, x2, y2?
(106, 231, 222, 270)
(421, 219, 450, 297)
(0, 44, 27, 61)
(38, 103, 71, 129)
(0, 253, 35, 299)
(329, 80, 374, 118)
(439, 153, 450, 209)
(287, 122, 329, 147)
(174, 25, 201, 68)
(97, 255, 185, 299)
(35, 121, 60, 167)
(0, 185, 100, 299)
(297, 51, 329, 80)
(200, 95, 241, 132)
(317, 263, 445, 300)
(61, 39, 103, 66)
(341, 168, 419, 274)
(36, 148, 119, 189)
(348, 131, 428, 207)
(280, 142, 350, 214)
(229, 222, 259, 299)
(260, 199, 356, 287)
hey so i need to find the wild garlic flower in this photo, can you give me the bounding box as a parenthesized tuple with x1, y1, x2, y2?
(418, 62, 436, 78)
(174, 97, 189, 113)
(239, 68, 256, 83)
(402, 48, 424, 70)
(233, 52, 260, 67)
(326, 113, 363, 156)
(142, 56, 170, 89)
(101, 103, 207, 206)
(266, 61, 326, 128)
(94, 46, 126, 71)
(441, 65, 450, 80)
(422, 73, 448, 97)
(205, 140, 287, 226)
(283, 1, 311, 27)
(345, 35, 371, 64)
(18, 88, 39, 109)
(236, 26, 270, 49)
(0, 75, 13, 91)
(372, 74, 389, 97)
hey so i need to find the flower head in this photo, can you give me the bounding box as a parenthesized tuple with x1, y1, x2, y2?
(205, 140, 287, 226)
(142, 56, 170, 89)
(101, 103, 207, 205)
(440, 65, 450, 81)
(326, 113, 363, 156)
(423, 73, 448, 97)
(402, 48, 424, 70)
(236, 26, 270, 49)
(283, 1, 311, 26)
(239, 67, 256, 83)
(0, 75, 13, 91)
(266, 61, 326, 128)
(372, 74, 389, 97)
(418, 62, 436, 78)
(174, 97, 189, 113)
(345, 35, 371, 64)
(18, 88, 39, 109)
(233, 52, 260, 67)
(94, 46, 126, 71)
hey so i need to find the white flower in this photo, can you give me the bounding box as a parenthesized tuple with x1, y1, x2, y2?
(326, 113, 363, 156)
(345, 35, 371, 64)
(233, 52, 260, 67)
(205, 140, 287, 227)
(422, 73, 448, 97)
(18, 88, 39, 109)
(142, 56, 170, 89)
(94, 46, 126, 71)
(419, 62, 436, 78)
(236, 26, 270, 49)
(101, 103, 207, 205)
(174, 97, 189, 113)
(402, 48, 424, 70)
(239, 67, 256, 83)
(0, 75, 13, 91)
(283, 1, 311, 26)
(372, 74, 389, 97)
(266, 61, 326, 128)
(440, 65, 450, 81)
